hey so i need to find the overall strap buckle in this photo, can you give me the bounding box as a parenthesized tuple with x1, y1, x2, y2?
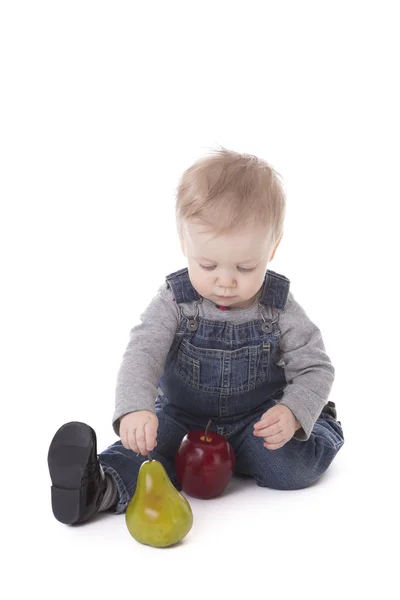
(259, 303, 278, 333)
(180, 298, 203, 332)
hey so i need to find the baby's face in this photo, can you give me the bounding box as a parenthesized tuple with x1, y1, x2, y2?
(181, 220, 277, 308)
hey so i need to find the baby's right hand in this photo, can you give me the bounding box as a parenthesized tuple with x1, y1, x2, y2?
(120, 410, 159, 456)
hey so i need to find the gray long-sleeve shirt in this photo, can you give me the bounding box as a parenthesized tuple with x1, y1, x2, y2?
(113, 281, 335, 441)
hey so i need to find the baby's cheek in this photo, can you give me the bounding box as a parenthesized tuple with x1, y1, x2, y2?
(195, 277, 210, 297)
(246, 280, 257, 297)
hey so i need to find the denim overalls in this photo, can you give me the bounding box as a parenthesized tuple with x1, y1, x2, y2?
(100, 269, 344, 513)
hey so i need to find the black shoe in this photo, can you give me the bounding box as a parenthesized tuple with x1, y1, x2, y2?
(48, 422, 106, 525)
(320, 401, 337, 420)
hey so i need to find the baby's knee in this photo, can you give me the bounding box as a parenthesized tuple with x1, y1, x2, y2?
(256, 468, 318, 491)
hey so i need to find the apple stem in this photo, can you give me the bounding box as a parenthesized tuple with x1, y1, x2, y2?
(204, 419, 212, 441)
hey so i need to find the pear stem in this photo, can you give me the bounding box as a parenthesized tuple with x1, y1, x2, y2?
(204, 419, 212, 441)
(147, 451, 153, 461)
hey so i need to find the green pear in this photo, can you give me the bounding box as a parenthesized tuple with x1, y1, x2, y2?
(125, 458, 193, 548)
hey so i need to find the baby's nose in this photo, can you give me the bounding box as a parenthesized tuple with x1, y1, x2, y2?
(217, 272, 236, 287)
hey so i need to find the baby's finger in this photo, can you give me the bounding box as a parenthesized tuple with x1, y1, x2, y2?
(127, 429, 139, 454)
(264, 439, 285, 451)
(254, 410, 280, 430)
(254, 422, 282, 437)
(144, 421, 158, 452)
(136, 429, 148, 455)
(120, 428, 129, 450)
(263, 432, 285, 445)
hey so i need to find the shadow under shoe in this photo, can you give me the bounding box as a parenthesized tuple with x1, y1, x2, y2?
(48, 421, 106, 525)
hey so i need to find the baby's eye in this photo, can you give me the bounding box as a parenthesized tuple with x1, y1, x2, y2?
(200, 265, 216, 271)
(237, 267, 255, 273)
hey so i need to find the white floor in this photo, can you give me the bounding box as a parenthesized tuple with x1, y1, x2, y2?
(9, 419, 397, 600)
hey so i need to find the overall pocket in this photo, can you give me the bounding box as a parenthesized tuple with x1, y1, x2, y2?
(175, 347, 200, 389)
(175, 340, 271, 394)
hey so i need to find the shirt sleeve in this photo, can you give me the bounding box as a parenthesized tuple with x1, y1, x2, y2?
(276, 291, 335, 440)
(112, 283, 180, 435)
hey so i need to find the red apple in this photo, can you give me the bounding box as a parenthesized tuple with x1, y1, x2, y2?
(175, 420, 236, 499)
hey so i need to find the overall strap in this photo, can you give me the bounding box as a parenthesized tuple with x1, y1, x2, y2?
(165, 267, 200, 304)
(259, 270, 290, 310)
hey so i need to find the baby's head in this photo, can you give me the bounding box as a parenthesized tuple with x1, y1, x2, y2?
(176, 148, 286, 308)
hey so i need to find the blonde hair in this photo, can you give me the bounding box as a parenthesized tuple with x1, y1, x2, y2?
(176, 147, 286, 245)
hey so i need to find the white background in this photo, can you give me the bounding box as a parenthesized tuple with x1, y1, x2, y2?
(1, 1, 399, 598)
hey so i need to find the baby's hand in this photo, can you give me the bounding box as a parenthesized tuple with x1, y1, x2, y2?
(120, 410, 159, 456)
(253, 405, 301, 450)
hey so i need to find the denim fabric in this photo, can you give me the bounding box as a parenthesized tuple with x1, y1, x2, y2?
(99, 269, 344, 513)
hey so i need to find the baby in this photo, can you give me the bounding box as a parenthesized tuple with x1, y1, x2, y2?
(48, 148, 344, 524)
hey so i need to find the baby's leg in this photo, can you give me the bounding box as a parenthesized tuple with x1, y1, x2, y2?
(231, 413, 344, 490)
(47, 409, 188, 524)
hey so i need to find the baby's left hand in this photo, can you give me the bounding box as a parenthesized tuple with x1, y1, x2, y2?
(253, 405, 301, 450)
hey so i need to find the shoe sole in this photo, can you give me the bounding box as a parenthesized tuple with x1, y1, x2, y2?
(48, 422, 97, 524)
